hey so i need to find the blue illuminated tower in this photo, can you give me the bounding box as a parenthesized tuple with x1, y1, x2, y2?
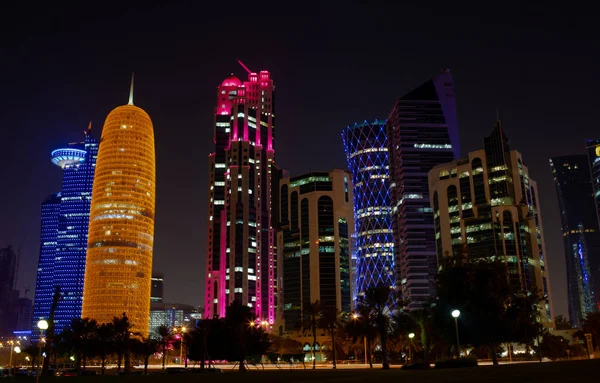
(342, 120, 394, 300)
(32, 126, 98, 334)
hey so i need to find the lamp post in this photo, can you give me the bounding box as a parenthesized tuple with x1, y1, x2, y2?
(451, 310, 460, 359)
(14, 346, 21, 370)
(8, 340, 15, 374)
(408, 333, 415, 364)
(36, 320, 48, 383)
(352, 313, 368, 365)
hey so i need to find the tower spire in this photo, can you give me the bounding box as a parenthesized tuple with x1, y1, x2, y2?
(128, 73, 134, 105)
(85, 121, 92, 135)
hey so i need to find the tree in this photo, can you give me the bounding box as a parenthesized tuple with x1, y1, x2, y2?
(580, 312, 600, 351)
(554, 315, 573, 330)
(155, 325, 173, 369)
(132, 337, 159, 375)
(397, 308, 432, 362)
(299, 300, 321, 370)
(227, 301, 250, 371)
(433, 253, 540, 365)
(22, 344, 39, 370)
(318, 307, 344, 369)
(358, 285, 396, 369)
(61, 317, 98, 370)
(112, 313, 134, 373)
(540, 333, 569, 359)
(95, 323, 115, 375)
(347, 303, 378, 368)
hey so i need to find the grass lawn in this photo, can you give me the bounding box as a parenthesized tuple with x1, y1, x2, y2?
(6, 359, 600, 382)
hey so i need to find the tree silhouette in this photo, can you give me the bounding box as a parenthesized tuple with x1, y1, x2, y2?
(132, 337, 160, 375)
(347, 303, 378, 368)
(298, 300, 321, 369)
(111, 313, 134, 373)
(318, 307, 344, 369)
(358, 285, 396, 369)
(155, 325, 173, 369)
(95, 323, 115, 375)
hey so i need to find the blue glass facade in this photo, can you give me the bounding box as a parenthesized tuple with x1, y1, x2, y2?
(342, 120, 394, 300)
(32, 130, 98, 334)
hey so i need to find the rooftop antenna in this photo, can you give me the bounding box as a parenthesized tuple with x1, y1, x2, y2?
(237, 60, 252, 74)
(128, 72, 135, 105)
(496, 106, 500, 121)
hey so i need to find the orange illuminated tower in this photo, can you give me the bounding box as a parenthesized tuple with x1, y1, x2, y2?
(82, 75, 155, 336)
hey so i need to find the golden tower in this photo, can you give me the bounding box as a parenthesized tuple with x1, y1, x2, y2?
(82, 76, 155, 336)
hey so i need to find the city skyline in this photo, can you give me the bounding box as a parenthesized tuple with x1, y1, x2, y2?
(3, 2, 600, 320)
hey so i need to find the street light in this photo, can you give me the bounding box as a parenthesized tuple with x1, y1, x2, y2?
(408, 333, 415, 364)
(451, 310, 460, 359)
(14, 346, 21, 370)
(37, 320, 48, 383)
(352, 313, 367, 365)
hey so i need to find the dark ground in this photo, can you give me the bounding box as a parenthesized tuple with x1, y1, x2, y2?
(5, 359, 600, 382)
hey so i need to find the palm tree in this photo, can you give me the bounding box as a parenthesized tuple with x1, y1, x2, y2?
(359, 285, 397, 369)
(348, 304, 377, 368)
(112, 313, 134, 373)
(225, 300, 255, 372)
(318, 307, 344, 369)
(132, 337, 160, 375)
(155, 325, 173, 369)
(67, 317, 98, 370)
(299, 300, 321, 370)
(95, 323, 115, 375)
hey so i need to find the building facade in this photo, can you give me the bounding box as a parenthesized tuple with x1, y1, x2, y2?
(0, 246, 18, 335)
(342, 120, 394, 299)
(82, 82, 156, 337)
(385, 70, 460, 309)
(204, 67, 278, 325)
(151, 272, 164, 303)
(149, 303, 200, 337)
(31, 128, 98, 335)
(429, 121, 553, 324)
(276, 170, 354, 332)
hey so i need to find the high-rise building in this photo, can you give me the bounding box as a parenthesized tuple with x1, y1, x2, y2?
(151, 272, 164, 303)
(32, 193, 61, 332)
(276, 170, 354, 332)
(385, 70, 460, 309)
(0, 246, 18, 335)
(551, 156, 600, 324)
(585, 140, 600, 308)
(82, 79, 156, 337)
(149, 303, 200, 338)
(32, 127, 98, 335)
(204, 66, 278, 325)
(429, 121, 554, 324)
(342, 120, 394, 299)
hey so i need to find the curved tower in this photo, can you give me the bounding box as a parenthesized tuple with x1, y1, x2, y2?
(342, 120, 394, 300)
(82, 78, 155, 336)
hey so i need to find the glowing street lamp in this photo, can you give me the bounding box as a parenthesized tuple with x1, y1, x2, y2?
(451, 310, 460, 359)
(407, 333, 415, 364)
(37, 320, 48, 383)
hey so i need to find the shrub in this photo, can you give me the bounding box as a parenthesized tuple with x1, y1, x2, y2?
(434, 357, 478, 369)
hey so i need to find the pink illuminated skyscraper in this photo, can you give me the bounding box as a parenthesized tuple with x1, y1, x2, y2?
(204, 64, 279, 325)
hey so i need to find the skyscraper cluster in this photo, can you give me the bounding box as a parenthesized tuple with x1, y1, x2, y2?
(28, 79, 156, 338)
(19, 62, 595, 340)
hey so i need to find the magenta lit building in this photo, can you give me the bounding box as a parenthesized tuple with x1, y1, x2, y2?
(204, 64, 279, 325)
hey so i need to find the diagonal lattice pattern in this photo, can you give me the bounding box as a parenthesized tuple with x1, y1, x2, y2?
(342, 120, 394, 300)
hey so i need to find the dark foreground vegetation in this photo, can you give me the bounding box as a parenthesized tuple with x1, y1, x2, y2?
(4, 359, 600, 383)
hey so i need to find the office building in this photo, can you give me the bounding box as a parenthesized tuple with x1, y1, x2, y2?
(149, 302, 200, 337)
(82, 78, 156, 337)
(0, 246, 18, 335)
(276, 170, 354, 332)
(385, 70, 460, 309)
(32, 128, 98, 335)
(151, 272, 164, 303)
(429, 121, 553, 324)
(553, 155, 600, 323)
(32, 193, 61, 333)
(204, 65, 278, 325)
(342, 120, 394, 299)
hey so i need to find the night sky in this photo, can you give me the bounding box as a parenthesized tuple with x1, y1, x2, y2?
(2, 1, 599, 318)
